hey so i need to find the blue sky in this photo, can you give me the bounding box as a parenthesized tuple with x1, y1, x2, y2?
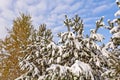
(0, 0, 118, 43)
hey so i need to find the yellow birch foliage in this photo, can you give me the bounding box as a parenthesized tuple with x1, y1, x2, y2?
(0, 14, 33, 80)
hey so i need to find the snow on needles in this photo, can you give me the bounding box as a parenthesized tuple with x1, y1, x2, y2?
(115, 10, 120, 17)
(90, 29, 104, 42)
(70, 60, 94, 80)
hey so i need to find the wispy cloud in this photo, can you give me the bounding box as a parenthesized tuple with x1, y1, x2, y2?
(0, 0, 117, 40)
(92, 3, 114, 15)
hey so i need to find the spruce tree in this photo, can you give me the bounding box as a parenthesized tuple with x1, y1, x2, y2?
(101, 0, 120, 79)
(16, 15, 106, 80)
(15, 24, 53, 80)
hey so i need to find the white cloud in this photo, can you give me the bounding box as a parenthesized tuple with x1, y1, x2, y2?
(51, 4, 69, 14)
(0, 0, 117, 40)
(92, 3, 114, 14)
(69, 1, 84, 13)
(0, 0, 13, 10)
(0, 18, 8, 39)
(34, 0, 47, 12)
(1, 9, 15, 21)
(15, 0, 29, 12)
(92, 5, 108, 14)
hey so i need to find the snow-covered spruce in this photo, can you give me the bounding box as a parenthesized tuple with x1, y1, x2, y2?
(101, 0, 120, 79)
(15, 15, 106, 80)
(15, 1, 120, 80)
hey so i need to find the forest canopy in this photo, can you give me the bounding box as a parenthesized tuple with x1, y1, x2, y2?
(0, 0, 120, 80)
